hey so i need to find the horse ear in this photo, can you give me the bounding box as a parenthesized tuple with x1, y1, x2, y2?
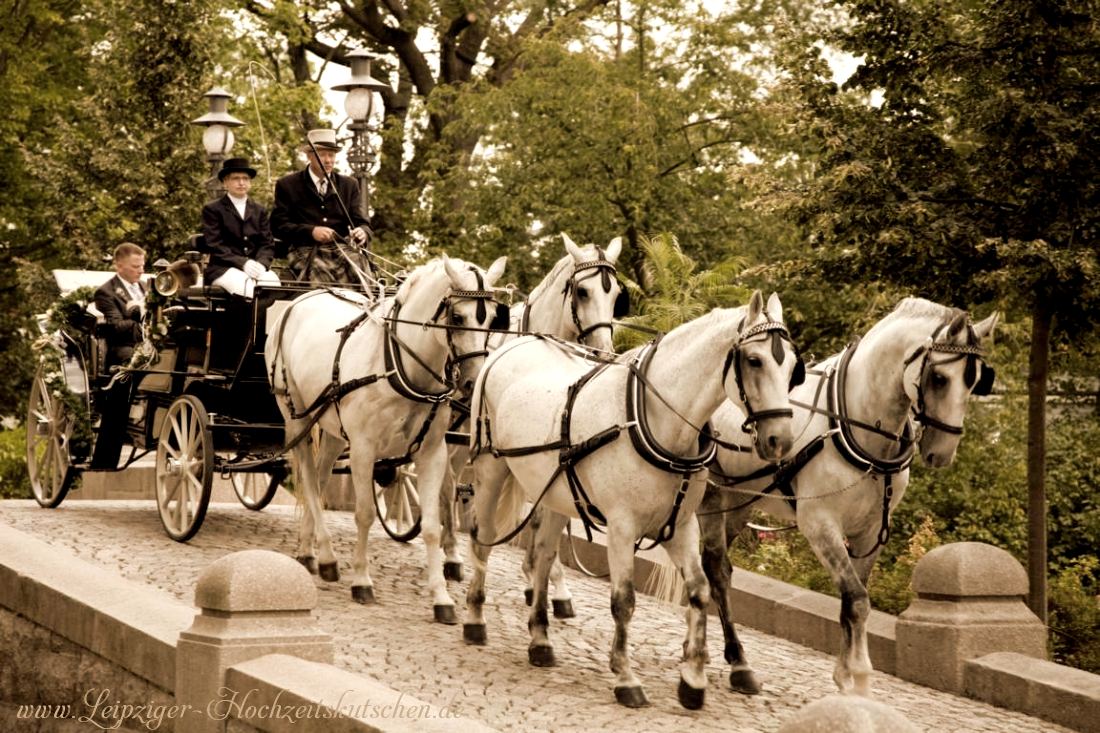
(605, 237, 623, 263)
(745, 290, 764, 324)
(766, 292, 784, 323)
(442, 254, 463, 286)
(485, 256, 508, 287)
(971, 311, 1000, 343)
(562, 233, 584, 262)
(945, 311, 968, 339)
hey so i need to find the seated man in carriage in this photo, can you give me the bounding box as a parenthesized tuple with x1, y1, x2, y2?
(202, 157, 281, 299)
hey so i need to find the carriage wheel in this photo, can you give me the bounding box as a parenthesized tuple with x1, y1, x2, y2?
(156, 395, 213, 542)
(230, 471, 282, 511)
(25, 364, 76, 508)
(373, 464, 422, 542)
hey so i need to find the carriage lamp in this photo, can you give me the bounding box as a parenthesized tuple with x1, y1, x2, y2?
(191, 87, 244, 201)
(332, 49, 390, 214)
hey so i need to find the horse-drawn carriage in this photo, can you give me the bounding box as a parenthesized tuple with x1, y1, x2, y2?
(25, 255, 426, 543)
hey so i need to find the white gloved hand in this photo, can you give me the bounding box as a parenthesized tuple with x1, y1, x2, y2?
(125, 299, 145, 318)
(243, 259, 266, 279)
(349, 226, 369, 246)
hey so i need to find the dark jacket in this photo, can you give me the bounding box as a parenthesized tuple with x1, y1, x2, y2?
(201, 195, 276, 282)
(94, 275, 145, 368)
(271, 169, 369, 251)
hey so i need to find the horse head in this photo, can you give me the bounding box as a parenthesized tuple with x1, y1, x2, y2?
(903, 309, 1000, 467)
(439, 254, 509, 387)
(557, 233, 625, 352)
(723, 291, 799, 462)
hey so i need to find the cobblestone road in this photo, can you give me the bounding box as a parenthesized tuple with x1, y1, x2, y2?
(1, 499, 1073, 733)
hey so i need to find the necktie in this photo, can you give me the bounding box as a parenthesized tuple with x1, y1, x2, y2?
(318, 179, 327, 197)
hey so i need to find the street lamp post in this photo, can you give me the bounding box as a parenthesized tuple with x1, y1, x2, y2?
(332, 50, 390, 216)
(190, 87, 244, 202)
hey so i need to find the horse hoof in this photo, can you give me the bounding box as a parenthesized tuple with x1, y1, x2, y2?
(552, 599, 575, 619)
(463, 623, 487, 645)
(528, 645, 556, 667)
(296, 556, 317, 574)
(677, 678, 705, 710)
(351, 586, 375, 605)
(729, 668, 762, 695)
(614, 686, 649, 708)
(443, 561, 464, 582)
(524, 588, 533, 606)
(318, 562, 339, 582)
(434, 605, 458, 625)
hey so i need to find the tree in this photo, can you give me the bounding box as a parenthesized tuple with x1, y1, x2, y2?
(767, 0, 1100, 620)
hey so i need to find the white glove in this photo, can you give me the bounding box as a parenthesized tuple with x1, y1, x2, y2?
(243, 259, 266, 279)
(349, 226, 369, 246)
(125, 299, 145, 319)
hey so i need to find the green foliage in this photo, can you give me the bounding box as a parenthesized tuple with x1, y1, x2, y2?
(0, 426, 29, 500)
(1049, 557, 1100, 674)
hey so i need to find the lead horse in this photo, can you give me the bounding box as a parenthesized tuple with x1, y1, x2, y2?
(700, 297, 998, 695)
(464, 291, 801, 709)
(266, 255, 508, 622)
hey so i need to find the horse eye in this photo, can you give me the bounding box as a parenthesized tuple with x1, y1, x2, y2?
(451, 313, 465, 327)
(745, 355, 763, 368)
(929, 371, 948, 389)
(576, 286, 589, 299)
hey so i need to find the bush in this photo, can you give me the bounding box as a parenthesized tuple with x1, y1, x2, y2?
(1049, 557, 1100, 674)
(0, 426, 29, 499)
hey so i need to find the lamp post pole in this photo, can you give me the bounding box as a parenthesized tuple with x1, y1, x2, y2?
(191, 87, 244, 202)
(332, 50, 390, 220)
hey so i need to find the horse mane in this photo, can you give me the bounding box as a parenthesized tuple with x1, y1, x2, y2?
(526, 245, 600, 303)
(865, 297, 963, 339)
(396, 257, 453, 303)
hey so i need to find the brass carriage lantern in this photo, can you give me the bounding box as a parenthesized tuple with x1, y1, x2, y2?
(191, 86, 244, 202)
(331, 49, 390, 215)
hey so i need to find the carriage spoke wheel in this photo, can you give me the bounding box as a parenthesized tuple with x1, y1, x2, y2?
(25, 364, 76, 508)
(230, 470, 282, 511)
(156, 395, 213, 542)
(373, 464, 422, 542)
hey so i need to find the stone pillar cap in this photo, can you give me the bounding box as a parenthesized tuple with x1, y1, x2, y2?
(778, 694, 920, 733)
(195, 550, 317, 612)
(912, 542, 1028, 598)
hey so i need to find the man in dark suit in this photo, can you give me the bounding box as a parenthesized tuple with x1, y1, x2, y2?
(94, 242, 146, 369)
(202, 157, 280, 298)
(90, 242, 146, 468)
(271, 128, 372, 285)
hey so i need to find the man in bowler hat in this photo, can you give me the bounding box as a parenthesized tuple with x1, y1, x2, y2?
(202, 157, 280, 299)
(271, 129, 372, 285)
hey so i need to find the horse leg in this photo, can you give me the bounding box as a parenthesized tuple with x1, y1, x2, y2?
(463, 454, 511, 645)
(520, 507, 542, 607)
(607, 523, 647, 708)
(345, 436, 378, 603)
(440, 445, 466, 581)
(292, 426, 339, 582)
(415, 440, 456, 624)
(548, 528, 575, 619)
(662, 514, 711, 710)
(527, 510, 569, 667)
(292, 448, 317, 574)
(699, 503, 760, 695)
(802, 520, 874, 694)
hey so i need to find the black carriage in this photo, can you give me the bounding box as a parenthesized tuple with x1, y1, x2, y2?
(26, 255, 435, 543)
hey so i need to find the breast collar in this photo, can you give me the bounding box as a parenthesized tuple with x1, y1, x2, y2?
(625, 338, 718, 475)
(828, 338, 915, 475)
(384, 301, 455, 404)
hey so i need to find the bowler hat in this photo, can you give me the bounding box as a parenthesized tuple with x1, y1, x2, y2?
(305, 129, 341, 151)
(217, 157, 257, 180)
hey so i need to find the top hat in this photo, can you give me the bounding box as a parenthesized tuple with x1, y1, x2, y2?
(217, 157, 257, 180)
(305, 128, 341, 151)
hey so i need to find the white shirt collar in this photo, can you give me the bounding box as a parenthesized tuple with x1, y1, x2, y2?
(227, 193, 248, 217)
(309, 169, 327, 189)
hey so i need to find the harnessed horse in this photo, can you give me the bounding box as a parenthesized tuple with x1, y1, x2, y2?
(463, 291, 801, 709)
(439, 234, 627, 598)
(265, 255, 509, 622)
(700, 297, 998, 695)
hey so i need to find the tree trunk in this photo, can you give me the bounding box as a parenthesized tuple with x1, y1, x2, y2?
(1027, 300, 1051, 624)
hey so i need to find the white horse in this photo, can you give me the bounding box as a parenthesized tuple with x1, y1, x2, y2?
(439, 233, 627, 617)
(464, 291, 800, 709)
(700, 297, 998, 696)
(265, 255, 508, 623)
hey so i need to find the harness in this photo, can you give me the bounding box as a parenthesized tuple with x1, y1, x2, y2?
(471, 316, 795, 551)
(708, 321, 992, 559)
(555, 249, 628, 345)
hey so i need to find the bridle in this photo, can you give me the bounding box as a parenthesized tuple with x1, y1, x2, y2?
(559, 249, 628, 345)
(902, 323, 994, 436)
(429, 267, 511, 379)
(721, 316, 806, 435)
